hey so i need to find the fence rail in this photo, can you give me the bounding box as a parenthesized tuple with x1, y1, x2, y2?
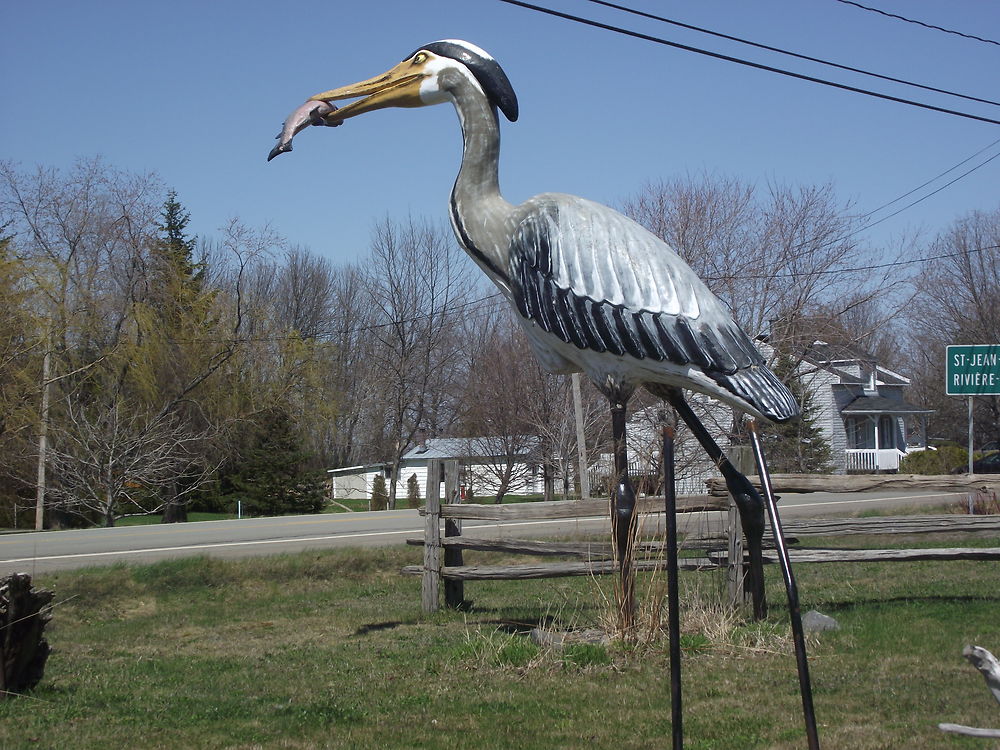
(410, 460, 1000, 612)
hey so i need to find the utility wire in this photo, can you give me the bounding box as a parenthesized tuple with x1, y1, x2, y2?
(585, 0, 1000, 109)
(835, 0, 1000, 47)
(856, 137, 1000, 221)
(853, 147, 1000, 231)
(496, 0, 1000, 127)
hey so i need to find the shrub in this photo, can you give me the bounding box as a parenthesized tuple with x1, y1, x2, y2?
(899, 445, 969, 475)
(370, 475, 389, 511)
(406, 474, 420, 509)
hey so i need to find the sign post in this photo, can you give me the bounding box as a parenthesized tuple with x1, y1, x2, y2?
(946, 345, 1000, 473)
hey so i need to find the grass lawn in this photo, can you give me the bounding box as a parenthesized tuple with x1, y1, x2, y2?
(3, 528, 1000, 748)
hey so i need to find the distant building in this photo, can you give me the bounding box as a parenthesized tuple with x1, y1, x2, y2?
(327, 435, 544, 503)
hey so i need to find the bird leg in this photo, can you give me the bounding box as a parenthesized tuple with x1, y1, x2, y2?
(609, 395, 637, 631)
(663, 389, 768, 619)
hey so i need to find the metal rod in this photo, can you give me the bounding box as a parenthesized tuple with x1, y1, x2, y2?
(748, 421, 820, 750)
(969, 396, 974, 475)
(662, 422, 683, 749)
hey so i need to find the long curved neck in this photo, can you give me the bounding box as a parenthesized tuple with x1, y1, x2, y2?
(448, 79, 514, 288)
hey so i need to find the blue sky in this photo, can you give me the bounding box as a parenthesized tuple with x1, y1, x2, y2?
(4, 0, 998, 267)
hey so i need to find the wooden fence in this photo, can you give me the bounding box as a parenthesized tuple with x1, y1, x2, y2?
(404, 460, 1000, 612)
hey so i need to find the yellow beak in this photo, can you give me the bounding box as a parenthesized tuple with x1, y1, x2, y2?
(310, 59, 427, 122)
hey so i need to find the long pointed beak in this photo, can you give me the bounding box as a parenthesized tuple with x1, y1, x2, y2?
(310, 60, 425, 122)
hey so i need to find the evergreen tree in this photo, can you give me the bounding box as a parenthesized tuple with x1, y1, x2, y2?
(225, 409, 325, 517)
(145, 191, 215, 523)
(759, 354, 834, 474)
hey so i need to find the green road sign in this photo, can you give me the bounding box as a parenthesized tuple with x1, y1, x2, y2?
(947, 344, 1000, 395)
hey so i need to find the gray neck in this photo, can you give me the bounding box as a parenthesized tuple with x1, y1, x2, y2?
(448, 78, 514, 288)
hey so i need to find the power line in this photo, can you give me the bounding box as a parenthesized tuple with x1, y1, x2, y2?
(584, 0, 1000, 109)
(834, 0, 1000, 47)
(496, 0, 1000, 127)
(856, 137, 1000, 222)
(853, 147, 1000, 232)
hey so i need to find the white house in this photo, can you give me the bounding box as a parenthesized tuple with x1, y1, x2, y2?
(797, 341, 933, 473)
(327, 435, 545, 503)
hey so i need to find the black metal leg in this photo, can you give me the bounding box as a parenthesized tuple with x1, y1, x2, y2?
(663, 389, 768, 619)
(748, 421, 821, 750)
(610, 397, 637, 629)
(662, 422, 683, 750)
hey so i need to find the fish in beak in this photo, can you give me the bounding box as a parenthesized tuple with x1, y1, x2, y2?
(308, 55, 433, 120)
(266, 53, 438, 161)
(267, 100, 340, 162)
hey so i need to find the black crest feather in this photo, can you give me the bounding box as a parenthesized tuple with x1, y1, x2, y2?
(408, 40, 519, 122)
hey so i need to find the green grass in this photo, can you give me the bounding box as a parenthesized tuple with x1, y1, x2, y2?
(4, 534, 1000, 748)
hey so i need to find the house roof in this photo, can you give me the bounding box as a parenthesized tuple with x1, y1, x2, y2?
(840, 395, 934, 415)
(401, 436, 540, 461)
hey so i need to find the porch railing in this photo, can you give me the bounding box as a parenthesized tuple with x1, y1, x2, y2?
(846, 448, 905, 472)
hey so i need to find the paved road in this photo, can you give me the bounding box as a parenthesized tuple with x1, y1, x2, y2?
(0, 489, 970, 576)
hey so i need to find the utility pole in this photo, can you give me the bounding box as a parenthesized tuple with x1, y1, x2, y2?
(572, 372, 590, 500)
(34, 344, 51, 531)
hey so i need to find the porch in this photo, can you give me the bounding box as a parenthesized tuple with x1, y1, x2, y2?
(842, 395, 933, 474)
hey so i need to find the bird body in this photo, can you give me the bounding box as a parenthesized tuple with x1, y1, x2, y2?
(481, 192, 799, 422)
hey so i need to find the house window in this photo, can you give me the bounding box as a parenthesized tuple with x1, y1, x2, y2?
(846, 416, 874, 449)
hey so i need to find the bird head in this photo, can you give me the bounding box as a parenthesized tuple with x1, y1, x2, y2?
(309, 40, 518, 123)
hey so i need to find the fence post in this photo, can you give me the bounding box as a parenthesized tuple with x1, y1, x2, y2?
(443, 459, 465, 609)
(421, 459, 442, 613)
(727, 445, 754, 608)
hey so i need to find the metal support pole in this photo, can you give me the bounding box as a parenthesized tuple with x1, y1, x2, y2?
(969, 396, 975, 475)
(748, 421, 820, 750)
(662, 422, 683, 750)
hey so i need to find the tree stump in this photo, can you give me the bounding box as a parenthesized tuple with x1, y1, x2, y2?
(0, 573, 54, 697)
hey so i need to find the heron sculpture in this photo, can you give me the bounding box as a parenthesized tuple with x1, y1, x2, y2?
(270, 40, 818, 747)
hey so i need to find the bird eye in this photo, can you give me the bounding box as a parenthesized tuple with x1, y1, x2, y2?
(413, 52, 427, 64)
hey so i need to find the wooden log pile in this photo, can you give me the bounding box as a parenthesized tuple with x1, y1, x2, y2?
(0, 573, 53, 697)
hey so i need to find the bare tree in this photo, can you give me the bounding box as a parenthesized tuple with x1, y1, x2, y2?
(457, 303, 609, 501)
(906, 207, 1000, 446)
(362, 217, 474, 507)
(458, 305, 542, 502)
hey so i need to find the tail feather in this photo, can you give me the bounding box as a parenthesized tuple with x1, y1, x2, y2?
(709, 365, 800, 423)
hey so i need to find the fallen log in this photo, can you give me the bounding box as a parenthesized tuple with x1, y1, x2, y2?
(706, 473, 1000, 496)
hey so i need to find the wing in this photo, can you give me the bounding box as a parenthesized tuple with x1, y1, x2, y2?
(507, 194, 799, 421)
